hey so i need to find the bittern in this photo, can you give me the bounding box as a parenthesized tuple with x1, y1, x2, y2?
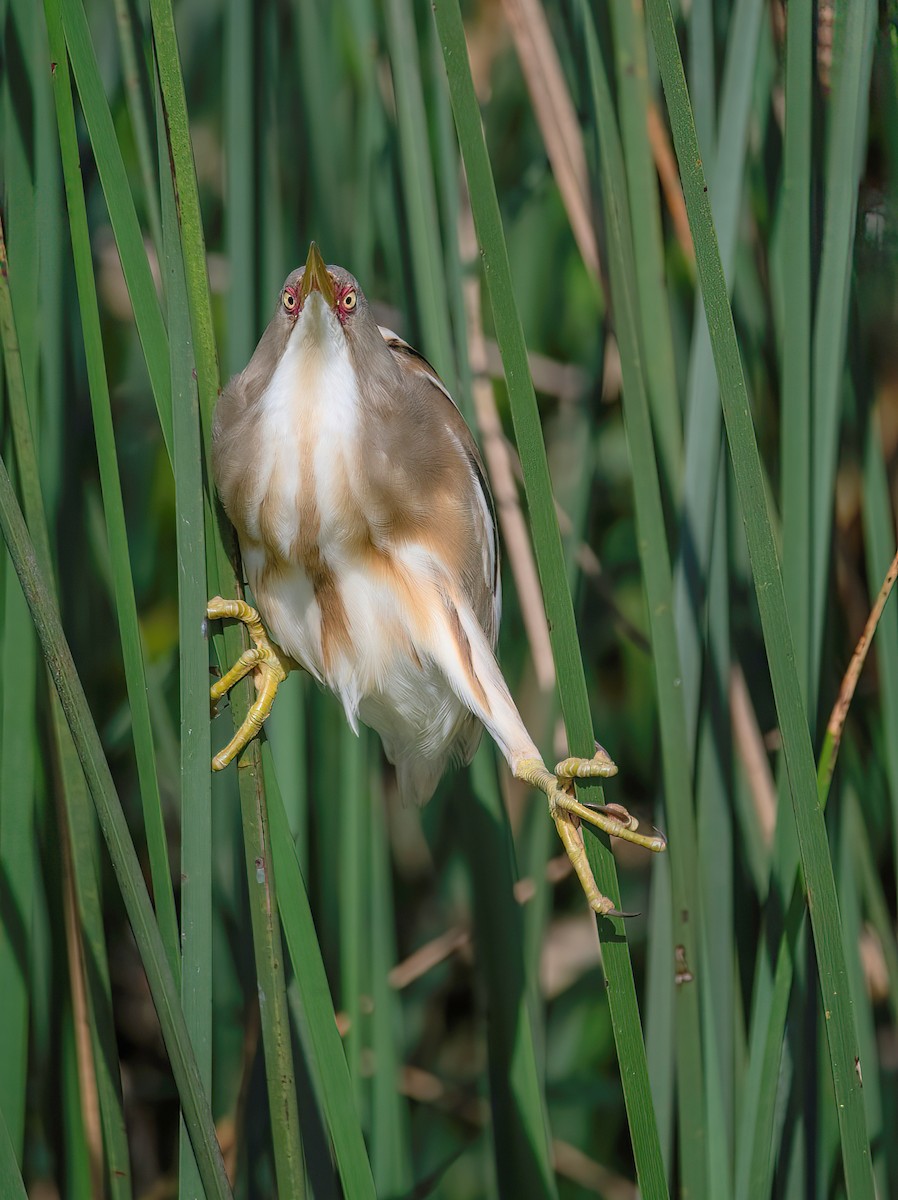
(208, 242, 665, 915)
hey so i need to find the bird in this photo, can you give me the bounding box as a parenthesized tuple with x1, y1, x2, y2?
(207, 242, 665, 915)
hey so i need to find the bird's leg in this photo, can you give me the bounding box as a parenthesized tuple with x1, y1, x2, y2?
(206, 596, 297, 771)
(416, 593, 666, 914)
(514, 745, 667, 916)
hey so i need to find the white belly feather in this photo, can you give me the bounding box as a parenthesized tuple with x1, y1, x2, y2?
(239, 301, 474, 796)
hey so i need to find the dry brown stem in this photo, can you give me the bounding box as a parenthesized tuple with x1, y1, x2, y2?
(730, 662, 777, 848)
(500, 0, 601, 281)
(459, 195, 557, 691)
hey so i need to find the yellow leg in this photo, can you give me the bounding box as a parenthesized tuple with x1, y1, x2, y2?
(552, 810, 616, 915)
(206, 596, 297, 771)
(515, 745, 666, 916)
(211, 646, 263, 707)
(554, 740, 617, 780)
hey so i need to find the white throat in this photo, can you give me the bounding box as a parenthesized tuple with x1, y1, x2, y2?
(246, 294, 361, 559)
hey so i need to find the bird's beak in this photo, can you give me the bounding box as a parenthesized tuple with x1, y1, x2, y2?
(299, 242, 336, 308)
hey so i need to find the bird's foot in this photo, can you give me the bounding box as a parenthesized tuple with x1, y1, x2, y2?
(515, 746, 666, 916)
(206, 596, 297, 771)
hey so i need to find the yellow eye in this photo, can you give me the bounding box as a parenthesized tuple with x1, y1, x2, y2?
(341, 290, 357, 312)
(283, 288, 297, 312)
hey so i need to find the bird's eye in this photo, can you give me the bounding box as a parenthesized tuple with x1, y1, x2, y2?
(282, 288, 297, 312)
(341, 290, 357, 312)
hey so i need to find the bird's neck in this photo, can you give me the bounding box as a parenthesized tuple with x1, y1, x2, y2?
(261, 322, 360, 434)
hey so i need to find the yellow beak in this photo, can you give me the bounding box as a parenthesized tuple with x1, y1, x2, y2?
(299, 242, 335, 308)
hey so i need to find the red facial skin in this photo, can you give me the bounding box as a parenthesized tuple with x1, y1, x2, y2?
(283, 279, 357, 323)
(333, 280, 357, 325)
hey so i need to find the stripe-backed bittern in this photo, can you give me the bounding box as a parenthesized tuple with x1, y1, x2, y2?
(209, 243, 665, 915)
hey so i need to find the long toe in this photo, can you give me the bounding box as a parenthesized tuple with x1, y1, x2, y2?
(552, 788, 667, 853)
(552, 812, 617, 915)
(211, 661, 283, 771)
(206, 595, 294, 770)
(514, 751, 666, 913)
(555, 742, 618, 780)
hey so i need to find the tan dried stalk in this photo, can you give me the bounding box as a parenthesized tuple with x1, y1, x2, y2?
(500, 0, 601, 280)
(460, 195, 557, 691)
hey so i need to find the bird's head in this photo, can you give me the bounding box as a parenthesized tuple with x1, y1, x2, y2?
(278, 242, 369, 347)
(255, 243, 400, 400)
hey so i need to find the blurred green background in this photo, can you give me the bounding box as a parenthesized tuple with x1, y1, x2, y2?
(1, 0, 897, 1197)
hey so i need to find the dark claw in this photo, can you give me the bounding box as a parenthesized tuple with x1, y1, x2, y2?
(603, 908, 641, 919)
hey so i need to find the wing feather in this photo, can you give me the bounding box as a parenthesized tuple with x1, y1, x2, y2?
(379, 327, 500, 646)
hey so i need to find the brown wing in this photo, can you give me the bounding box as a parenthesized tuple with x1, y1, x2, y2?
(378, 328, 500, 648)
(212, 312, 291, 538)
